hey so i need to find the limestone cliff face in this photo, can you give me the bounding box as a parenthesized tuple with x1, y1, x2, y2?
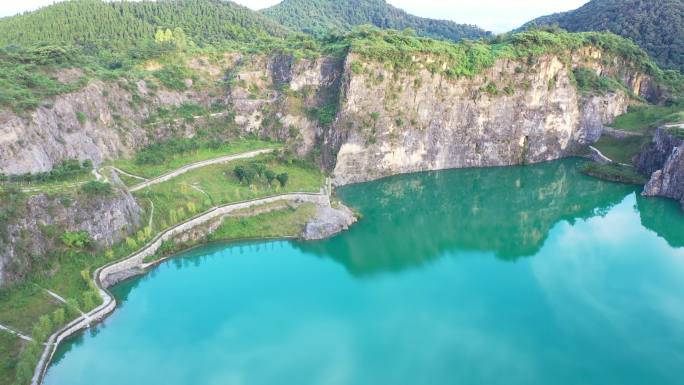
(0, 77, 220, 175)
(0, 54, 337, 175)
(638, 127, 684, 208)
(0, 186, 142, 285)
(328, 52, 638, 185)
(0, 49, 650, 182)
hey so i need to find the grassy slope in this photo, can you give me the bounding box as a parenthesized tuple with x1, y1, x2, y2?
(592, 135, 650, 164)
(137, 155, 323, 233)
(611, 103, 684, 133)
(580, 162, 647, 185)
(208, 202, 317, 242)
(112, 139, 282, 179)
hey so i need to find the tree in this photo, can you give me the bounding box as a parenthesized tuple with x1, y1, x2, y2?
(265, 169, 276, 185)
(276, 172, 289, 187)
(234, 165, 247, 182)
(52, 308, 65, 326)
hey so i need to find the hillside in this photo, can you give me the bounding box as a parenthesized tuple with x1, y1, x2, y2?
(525, 0, 684, 72)
(0, 0, 291, 49)
(261, 0, 489, 41)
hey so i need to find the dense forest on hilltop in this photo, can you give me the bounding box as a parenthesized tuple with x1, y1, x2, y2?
(0, 0, 681, 113)
(261, 0, 489, 41)
(0, 0, 290, 50)
(525, 0, 684, 72)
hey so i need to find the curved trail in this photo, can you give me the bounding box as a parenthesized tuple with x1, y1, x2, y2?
(105, 167, 147, 181)
(32, 192, 330, 385)
(129, 148, 275, 192)
(0, 324, 33, 342)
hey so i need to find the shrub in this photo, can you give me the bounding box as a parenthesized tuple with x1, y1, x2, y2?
(76, 111, 86, 125)
(483, 82, 499, 96)
(80, 181, 113, 195)
(573, 67, 623, 94)
(153, 64, 192, 91)
(276, 172, 289, 187)
(265, 169, 276, 185)
(60, 230, 92, 248)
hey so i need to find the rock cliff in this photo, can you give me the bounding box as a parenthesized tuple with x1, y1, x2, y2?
(0, 185, 142, 285)
(0, 48, 650, 182)
(638, 127, 684, 208)
(0, 54, 338, 175)
(328, 51, 642, 185)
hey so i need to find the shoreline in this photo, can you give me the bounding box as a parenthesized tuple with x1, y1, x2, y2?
(31, 192, 355, 385)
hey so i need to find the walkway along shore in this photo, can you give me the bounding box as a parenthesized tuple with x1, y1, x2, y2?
(31, 192, 333, 385)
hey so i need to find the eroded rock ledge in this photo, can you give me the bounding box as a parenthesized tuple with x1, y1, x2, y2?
(638, 127, 684, 208)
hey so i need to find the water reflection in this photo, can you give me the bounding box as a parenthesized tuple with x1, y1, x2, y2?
(637, 195, 684, 248)
(297, 159, 638, 276)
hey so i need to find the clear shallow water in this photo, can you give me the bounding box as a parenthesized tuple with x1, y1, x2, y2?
(45, 159, 684, 385)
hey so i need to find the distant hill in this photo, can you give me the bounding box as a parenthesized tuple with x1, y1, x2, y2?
(524, 0, 684, 72)
(0, 0, 290, 49)
(261, 0, 490, 41)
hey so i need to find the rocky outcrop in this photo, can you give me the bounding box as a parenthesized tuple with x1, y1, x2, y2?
(0, 54, 339, 175)
(639, 127, 684, 208)
(0, 186, 142, 285)
(328, 52, 637, 185)
(302, 202, 357, 240)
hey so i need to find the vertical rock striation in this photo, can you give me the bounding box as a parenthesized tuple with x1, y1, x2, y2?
(638, 127, 684, 208)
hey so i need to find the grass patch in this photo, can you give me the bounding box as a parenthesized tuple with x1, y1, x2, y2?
(580, 162, 647, 185)
(208, 202, 317, 241)
(134, 155, 324, 234)
(143, 202, 318, 264)
(592, 135, 649, 164)
(0, 171, 95, 195)
(611, 102, 684, 133)
(112, 138, 281, 179)
(0, 332, 24, 385)
(665, 126, 684, 139)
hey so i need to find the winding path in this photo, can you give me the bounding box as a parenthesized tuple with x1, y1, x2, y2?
(128, 148, 275, 192)
(0, 324, 33, 342)
(31, 192, 330, 385)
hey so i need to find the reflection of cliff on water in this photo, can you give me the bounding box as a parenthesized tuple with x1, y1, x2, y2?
(637, 194, 684, 248)
(297, 159, 636, 276)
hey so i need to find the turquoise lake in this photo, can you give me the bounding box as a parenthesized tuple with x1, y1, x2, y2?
(44, 159, 684, 385)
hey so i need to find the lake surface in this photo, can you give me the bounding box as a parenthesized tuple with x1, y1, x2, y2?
(44, 159, 684, 385)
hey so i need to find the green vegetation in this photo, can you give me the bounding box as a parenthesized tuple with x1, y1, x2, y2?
(0, 159, 91, 184)
(573, 67, 624, 95)
(0, 45, 90, 112)
(0, 0, 289, 51)
(525, 0, 684, 72)
(144, 201, 318, 264)
(80, 181, 113, 196)
(611, 101, 684, 132)
(345, 27, 662, 81)
(593, 135, 649, 164)
(580, 162, 647, 185)
(113, 138, 281, 179)
(665, 126, 684, 139)
(208, 202, 317, 241)
(137, 153, 323, 233)
(60, 231, 93, 249)
(262, 0, 489, 41)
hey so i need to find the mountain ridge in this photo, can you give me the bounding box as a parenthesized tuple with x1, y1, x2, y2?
(524, 0, 684, 72)
(261, 0, 490, 41)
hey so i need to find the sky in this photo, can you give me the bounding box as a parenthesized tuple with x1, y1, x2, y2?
(0, 0, 590, 33)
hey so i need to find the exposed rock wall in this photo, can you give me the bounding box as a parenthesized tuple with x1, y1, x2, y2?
(0, 54, 338, 175)
(328, 52, 636, 185)
(0, 187, 142, 285)
(638, 128, 684, 208)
